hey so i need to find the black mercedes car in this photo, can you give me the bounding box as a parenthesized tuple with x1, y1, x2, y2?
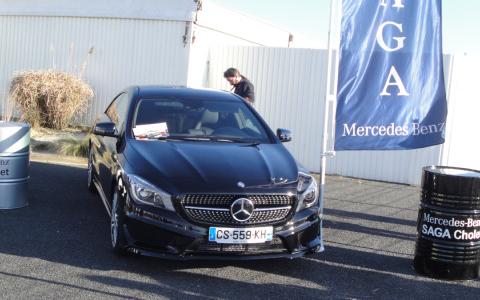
(88, 86, 321, 259)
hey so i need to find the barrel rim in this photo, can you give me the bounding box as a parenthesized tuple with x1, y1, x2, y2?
(0, 121, 30, 128)
(421, 190, 480, 201)
(423, 165, 480, 178)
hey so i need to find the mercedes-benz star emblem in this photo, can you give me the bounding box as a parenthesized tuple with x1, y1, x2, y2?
(230, 198, 255, 222)
(237, 181, 245, 188)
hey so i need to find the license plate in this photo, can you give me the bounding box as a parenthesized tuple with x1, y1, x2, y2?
(208, 226, 273, 244)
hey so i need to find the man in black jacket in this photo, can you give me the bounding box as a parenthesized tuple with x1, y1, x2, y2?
(224, 68, 255, 104)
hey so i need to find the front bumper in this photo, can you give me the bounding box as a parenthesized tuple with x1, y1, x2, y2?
(122, 202, 322, 260)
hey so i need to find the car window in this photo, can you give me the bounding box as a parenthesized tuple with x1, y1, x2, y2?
(133, 98, 271, 143)
(106, 93, 129, 130)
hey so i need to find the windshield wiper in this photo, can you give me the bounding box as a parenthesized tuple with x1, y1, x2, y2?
(206, 136, 264, 144)
(155, 135, 211, 142)
(155, 135, 262, 144)
(154, 135, 229, 142)
(241, 141, 262, 147)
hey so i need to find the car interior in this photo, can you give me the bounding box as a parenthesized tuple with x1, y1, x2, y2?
(134, 99, 265, 140)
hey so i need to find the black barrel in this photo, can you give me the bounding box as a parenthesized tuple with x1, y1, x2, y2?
(414, 166, 480, 280)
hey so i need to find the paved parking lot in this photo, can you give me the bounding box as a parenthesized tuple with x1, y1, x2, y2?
(0, 160, 479, 299)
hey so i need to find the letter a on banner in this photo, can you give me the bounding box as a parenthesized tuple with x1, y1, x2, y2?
(334, 0, 448, 150)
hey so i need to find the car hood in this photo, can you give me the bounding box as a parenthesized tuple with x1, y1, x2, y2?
(125, 140, 299, 194)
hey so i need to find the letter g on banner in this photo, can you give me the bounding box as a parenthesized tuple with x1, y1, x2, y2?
(376, 21, 406, 52)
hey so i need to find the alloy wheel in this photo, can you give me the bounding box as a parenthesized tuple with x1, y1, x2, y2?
(111, 193, 119, 247)
(87, 151, 93, 187)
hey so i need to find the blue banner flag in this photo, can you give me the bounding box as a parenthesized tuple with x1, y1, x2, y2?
(334, 0, 447, 150)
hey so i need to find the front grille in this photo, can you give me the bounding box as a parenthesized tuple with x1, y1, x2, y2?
(180, 194, 295, 225)
(182, 194, 293, 207)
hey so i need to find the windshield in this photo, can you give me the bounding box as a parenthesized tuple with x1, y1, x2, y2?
(132, 98, 272, 143)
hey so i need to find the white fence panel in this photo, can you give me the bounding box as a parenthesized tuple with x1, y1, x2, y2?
(440, 54, 480, 171)
(208, 46, 328, 173)
(0, 16, 190, 124)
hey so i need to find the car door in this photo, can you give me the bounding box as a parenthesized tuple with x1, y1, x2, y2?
(96, 92, 130, 200)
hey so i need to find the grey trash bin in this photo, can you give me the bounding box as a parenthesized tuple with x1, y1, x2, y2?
(0, 122, 30, 209)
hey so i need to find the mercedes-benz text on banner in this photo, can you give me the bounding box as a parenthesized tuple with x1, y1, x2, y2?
(334, 0, 447, 150)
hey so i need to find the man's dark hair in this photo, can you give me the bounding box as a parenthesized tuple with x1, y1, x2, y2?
(223, 68, 240, 78)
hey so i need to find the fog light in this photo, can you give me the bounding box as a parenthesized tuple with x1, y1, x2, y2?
(303, 190, 316, 203)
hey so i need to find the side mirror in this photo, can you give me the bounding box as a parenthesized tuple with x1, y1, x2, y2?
(277, 128, 292, 143)
(93, 122, 118, 137)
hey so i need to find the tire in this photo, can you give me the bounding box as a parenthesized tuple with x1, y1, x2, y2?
(110, 187, 128, 255)
(87, 148, 97, 194)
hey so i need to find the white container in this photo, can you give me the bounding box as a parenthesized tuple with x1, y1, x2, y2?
(0, 122, 30, 209)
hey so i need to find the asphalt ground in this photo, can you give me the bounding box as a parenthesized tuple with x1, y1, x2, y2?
(0, 160, 479, 299)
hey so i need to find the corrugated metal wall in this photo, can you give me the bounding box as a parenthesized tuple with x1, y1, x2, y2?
(207, 46, 469, 185)
(0, 15, 190, 124)
(439, 54, 480, 172)
(186, 25, 262, 88)
(208, 46, 329, 173)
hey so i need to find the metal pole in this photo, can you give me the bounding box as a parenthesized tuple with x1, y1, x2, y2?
(439, 53, 456, 166)
(319, 0, 340, 252)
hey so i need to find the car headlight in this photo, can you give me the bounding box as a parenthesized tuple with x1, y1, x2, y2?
(126, 174, 175, 211)
(297, 172, 319, 211)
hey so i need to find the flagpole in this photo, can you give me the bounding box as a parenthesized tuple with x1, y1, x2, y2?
(319, 0, 340, 252)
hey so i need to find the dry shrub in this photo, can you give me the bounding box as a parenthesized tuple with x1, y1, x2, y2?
(58, 136, 90, 158)
(10, 70, 93, 129)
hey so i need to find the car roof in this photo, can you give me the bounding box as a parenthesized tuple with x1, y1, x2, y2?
(132, 86, 241, 102)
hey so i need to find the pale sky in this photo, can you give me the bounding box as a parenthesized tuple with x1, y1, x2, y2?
(210, 0, 480, 54)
